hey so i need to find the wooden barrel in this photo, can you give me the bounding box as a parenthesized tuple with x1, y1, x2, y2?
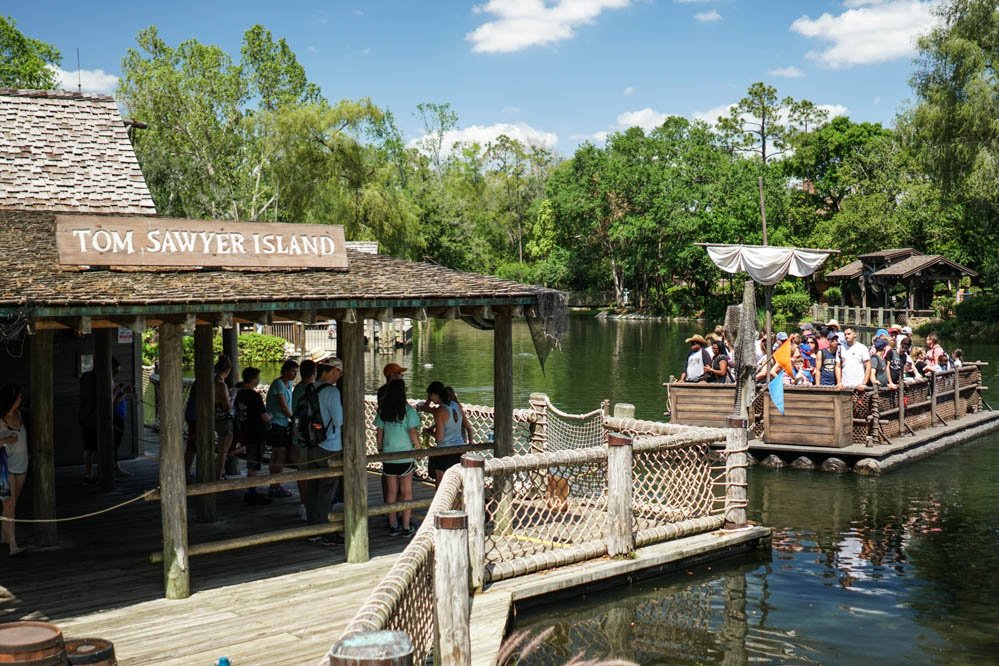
(64, 640, 115, 666)
(0, 621, 67, 665)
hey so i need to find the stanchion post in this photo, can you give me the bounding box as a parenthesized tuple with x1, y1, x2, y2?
(434, 510, 471, 666)
(724, 416, 748, 529)
(328, 631, 413, 666)
(461, 454, 486, 592)
(612, 403, 635, 419)
(528, 392, 548, 454)
(606, 433, 634, 557)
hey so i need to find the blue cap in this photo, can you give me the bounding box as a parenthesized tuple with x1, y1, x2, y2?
(875, 328, 889, 338)
(776, 331, 789, 341)
(800, 343, 812, 354)
(874, 338, 889, 350)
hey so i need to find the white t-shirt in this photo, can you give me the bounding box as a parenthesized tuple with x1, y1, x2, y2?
(840, 341, 871, 387)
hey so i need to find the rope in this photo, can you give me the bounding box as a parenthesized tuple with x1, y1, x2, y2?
(0, 488, 158, 523)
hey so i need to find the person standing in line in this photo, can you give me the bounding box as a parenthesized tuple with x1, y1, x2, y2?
(265, 360, 299, 497)
(818, 332, 841, 387)
(421, 381, 473, 487)
(0, 385, 29, 555)
(703, 339, 731, 383)
(233, 367, 272, 505)
(376, 363, 407, 520)
(839, 326, 872, 391)
(291, 357, 318, 520)
(375, 379, 420, 537)
(304, 356, 344, 547)
(213, 355, 235, 481)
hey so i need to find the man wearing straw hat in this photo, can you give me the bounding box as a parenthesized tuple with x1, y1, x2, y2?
(680, 335, 712, 383)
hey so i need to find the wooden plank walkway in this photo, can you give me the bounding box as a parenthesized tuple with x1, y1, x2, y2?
(1, 430, 436, 665)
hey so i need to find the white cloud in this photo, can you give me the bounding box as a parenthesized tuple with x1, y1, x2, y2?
(467, 0, 631, 53)
(769, 65, 804, 78)
(616, 108, 669, 131)
(694, 10, 722, 22)
(623, 86, 636, 96)
(791, 0, 937, 68)
(50, 66, 118, 95)
(409, 122, 558, 152)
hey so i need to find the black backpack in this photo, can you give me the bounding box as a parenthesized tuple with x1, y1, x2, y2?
(294, 383, 334, 447)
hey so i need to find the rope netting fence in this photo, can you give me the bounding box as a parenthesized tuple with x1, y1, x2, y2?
(341, 423, 733, 661)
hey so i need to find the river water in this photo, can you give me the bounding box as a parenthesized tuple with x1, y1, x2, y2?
(380, 316, 999, 666)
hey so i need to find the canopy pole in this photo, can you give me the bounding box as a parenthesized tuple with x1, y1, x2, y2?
(759, 175, 772, 379)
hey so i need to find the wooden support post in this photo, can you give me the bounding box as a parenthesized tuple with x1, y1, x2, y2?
(461, 454, 486, 592)
(129, 329, 143, 459)
(898, 381, 906, 434)
(606, 433, 634, 557)
(724, 417, 748, 529)
(328, 631, 413, 666)
(193, 324, 216, 522)
(493, 309, 513, 458)
(94, 327, 115, 491)
(159, 323, 190, 599)
(953, 368, 961, 418)
(612, 403, 635, 419)
(434, 510, 471, 666)
(528, 392, 548, 454)
(341, 317, 369, 563)
(29, 330, 57, 546)
(222, 326, 238, 389)
(930, 371, 937, 428)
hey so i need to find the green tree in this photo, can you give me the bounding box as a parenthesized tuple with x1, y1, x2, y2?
(0, 16, 61, 89)
(909, 0, 999, 282)
(716, 82, 824, 164)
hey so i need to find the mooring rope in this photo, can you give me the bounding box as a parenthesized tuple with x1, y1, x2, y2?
(0, 488, 158, 523)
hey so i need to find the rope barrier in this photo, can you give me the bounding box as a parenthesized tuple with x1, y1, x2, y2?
(0, 488, 158, 523)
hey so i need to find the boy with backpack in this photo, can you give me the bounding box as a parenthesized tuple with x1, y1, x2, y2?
(298, 355, 344, 547)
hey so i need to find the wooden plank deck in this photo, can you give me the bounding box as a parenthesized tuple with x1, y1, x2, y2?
(1, 429, 436, 665)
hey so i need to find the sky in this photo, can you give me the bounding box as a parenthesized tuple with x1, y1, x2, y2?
(6, 0, 941, 154)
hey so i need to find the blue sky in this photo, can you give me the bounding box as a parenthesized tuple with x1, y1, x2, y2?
(7, 0, 939, 153)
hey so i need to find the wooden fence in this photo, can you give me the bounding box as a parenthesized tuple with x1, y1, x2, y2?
(811, 303, 934, 328)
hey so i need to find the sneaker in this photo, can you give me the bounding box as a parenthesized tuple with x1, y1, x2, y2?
(306, 535, 323, 543)
(402, 526, 417, 538)
(268, 485, 294, 498)
(388, 524, 403, 537)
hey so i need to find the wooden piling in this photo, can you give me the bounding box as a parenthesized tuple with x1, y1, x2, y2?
(493, 310, 513, 458)
(328, 631, 414, 666)
(433, 510, 471, 666)
(94, 327, 115, 491)
(461, 454, 486, 592)
(193, 324, 216, 522)
(606, 433, 634, 557)
(724, 416, 748, 529)
(158, 322, 190, 599)
(222, 326, 238, 389)
(29, 330, 57, 546)
(528, 392, 548, 454)
(341, 317, 369, 563)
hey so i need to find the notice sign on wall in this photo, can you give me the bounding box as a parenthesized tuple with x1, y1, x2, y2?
(55, 215, 348, 269)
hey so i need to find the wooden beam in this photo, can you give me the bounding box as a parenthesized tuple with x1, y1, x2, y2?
(493, 310, 514, 457)
(222, 326, 238, 389)
(375, 307, 394, 322)
(94, 328, 116, 491)
(31, 320, 70, 331)
(159, 322, 190, 599)
(193, 324, 217, 522)
(29, 330, 57, 547)
(340, 317, 368, 563)
(106, 316, 145, 334)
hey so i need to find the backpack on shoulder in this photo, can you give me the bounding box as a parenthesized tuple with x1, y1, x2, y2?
(294, 383, 333, 447)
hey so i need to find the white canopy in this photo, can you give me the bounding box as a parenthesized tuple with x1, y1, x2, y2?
(705, 244, 833, 286)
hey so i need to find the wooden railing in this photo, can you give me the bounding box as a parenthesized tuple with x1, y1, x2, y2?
(810, 304, 934, 328)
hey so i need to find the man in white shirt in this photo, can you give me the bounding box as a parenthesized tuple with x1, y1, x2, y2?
(839, 326, 871, 390)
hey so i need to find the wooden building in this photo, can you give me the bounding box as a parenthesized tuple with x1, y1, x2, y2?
(0, 89, 562, 597)
(824, 248, 976, 310)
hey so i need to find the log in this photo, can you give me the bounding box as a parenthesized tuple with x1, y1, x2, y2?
(493, 310, 514, 458)
(461, 454, 486, 592)
(820, 457, 848, 473)
(194, 324, 216, 522)
(159, 322, 189, 598)
(606, 433, 634, 557)
(433, 511, 471, 666)
(341, 317, 369, 563)
(29, 330, 57, 546)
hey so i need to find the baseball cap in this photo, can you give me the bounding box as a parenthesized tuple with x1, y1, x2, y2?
(776, 332, 789, 341)
(383, 362, 407, 378)
(875, 328, 889, 339)
(874, 338, 889, 350)
(317, 355, 343, 370)
(827, 331, 839, 341)
(799, 343, 813, 354)
(901, 326, 913, 335)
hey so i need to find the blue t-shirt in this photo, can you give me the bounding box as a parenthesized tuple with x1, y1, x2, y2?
(819, 349, 838, 386)
(266, 379, 294, 426)
(316, 382, 343, 453)
(375, 405, 420, 464)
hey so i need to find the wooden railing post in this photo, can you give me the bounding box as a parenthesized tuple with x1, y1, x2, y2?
(434, 511, 471, 666)
(159, 322, 190, 599)
(930, 371, 938, 427)
(329, 631, 413, 666)
(898, 381, 906, 434)
(613, 403, 635, 419)
(461, 454, 486, 592)
(953, 368, 961, 417)
(724, 417, 748, 529)
(528, 392, 548, 454)
(606, 433, 634, 557)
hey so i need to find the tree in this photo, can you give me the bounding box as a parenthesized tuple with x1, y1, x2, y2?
(716, 82, 824, 164)
(0, 16, 61, 89)
(908, 0, 999, 281)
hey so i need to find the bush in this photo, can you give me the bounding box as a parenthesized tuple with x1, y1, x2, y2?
(494, 261, 541, 285)
(932, 295, 956, 319)
(772, 292, 812, 323)
(955, 293, 999, 323)
(238, 332, 287, 365)
(822, 286, 842, 304)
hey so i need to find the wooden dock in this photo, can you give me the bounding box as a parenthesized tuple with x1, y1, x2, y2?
(1, 439, 436, 666)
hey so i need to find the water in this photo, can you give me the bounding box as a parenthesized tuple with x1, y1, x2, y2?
(385, 316, 999, 666)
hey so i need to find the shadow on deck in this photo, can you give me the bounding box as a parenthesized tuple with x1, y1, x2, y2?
(1, 429, 434, 665)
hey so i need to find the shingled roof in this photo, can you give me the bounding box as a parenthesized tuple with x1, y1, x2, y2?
(825, 259, 863, 280)
(0, 89, 156, 215)
(0, 210, 544, 316)
(872, 254, 978, 280)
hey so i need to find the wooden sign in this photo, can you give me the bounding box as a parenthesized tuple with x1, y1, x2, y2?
(55, 215, 348, 269)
